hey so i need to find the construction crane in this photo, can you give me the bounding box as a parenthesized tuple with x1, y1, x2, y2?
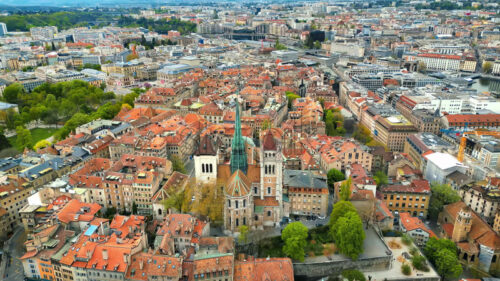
(457, 130, 500, 162)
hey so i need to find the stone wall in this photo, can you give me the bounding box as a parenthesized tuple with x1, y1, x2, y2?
(293, 255, 392, 281)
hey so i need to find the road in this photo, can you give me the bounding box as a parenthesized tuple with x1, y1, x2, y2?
(3, 226, 26, 281)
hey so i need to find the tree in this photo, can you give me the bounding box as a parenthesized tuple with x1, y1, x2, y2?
(286, 92, 300, 109)
(423, 237, 457, 264)
(15, 126, 32, 150)
(434, 249, 462, 280)
(329, 200, 357, 228)
(327, 168, 345, 192)
(483, 61, 493, 74)
(238, 225, 249, 244)
(333, 211, 365, 260)
(2, 83, 24, 104)
(282, 222, 308, 261)
(418, 61, 427, 74)
(132, 202, 138, 214)
(401, 234, 412, 246)
(339, 177, 352, 201)
(352, 124, 372, 144)
(313, 40, 322, 49)
(163, 189, 186, 212)
(0, 132, 11, 151)
(275, 38, 287, 50)
(261, 119, 272, 131)
(126, 53, 139, 61)
(170, 155, 187, 174)
(428, 184, 460, 219)
(342, 269, 366, 281)
(374, 170, 388, 188)
(33, 139, 51, 150)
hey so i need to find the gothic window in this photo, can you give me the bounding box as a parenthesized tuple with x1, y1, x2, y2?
(243, 217, 246, 225)
(243, 200, 246, 207)
(202, 164, 205, 173)
(209, 164, 213, 173)
(254, 187, 258, 194)
(255, 215, 258, 221)
(268, 187, 271, 194)
(265, 165, 268, 174)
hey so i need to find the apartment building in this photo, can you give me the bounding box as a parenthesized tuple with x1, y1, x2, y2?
(380, 179, 431, 218)
(319, 139, 373, 172)
(399, 212, 436, 246)
(374, 115, 418, 152)
(460, 182, 500, 225)
(284, 170, 329, 218)
(0, 176, 33, 236)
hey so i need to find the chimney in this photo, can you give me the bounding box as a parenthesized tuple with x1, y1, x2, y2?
(102, 249, 108, 261)
(123, 253, 129, 263)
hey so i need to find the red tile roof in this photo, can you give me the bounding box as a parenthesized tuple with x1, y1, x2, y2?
(233, 257, 294, 281)
(57, 199, 101, 224)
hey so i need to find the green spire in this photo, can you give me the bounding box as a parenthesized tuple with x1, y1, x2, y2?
(230, 99, 248, 175)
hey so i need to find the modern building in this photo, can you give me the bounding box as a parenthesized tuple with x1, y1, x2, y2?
(374, 115, 418, 152)
(0, 22, 7, 37)
(424, 152, 468, 184)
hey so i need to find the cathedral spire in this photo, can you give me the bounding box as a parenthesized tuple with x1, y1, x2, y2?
(230, 92, 248, 175)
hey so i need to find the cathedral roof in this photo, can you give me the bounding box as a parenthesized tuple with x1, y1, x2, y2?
(225, 170, 251, 197)
(196, 135, 216, 156)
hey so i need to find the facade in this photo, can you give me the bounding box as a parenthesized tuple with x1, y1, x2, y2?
(380, 179, 431, 218)
(284, 170, 329, 218)
(399, 212, 436, 246)
(424, 152, 467, 184)
(374, 115, 418, 152)
(460, 183, 500, 225)
(439, 202, 500, 273)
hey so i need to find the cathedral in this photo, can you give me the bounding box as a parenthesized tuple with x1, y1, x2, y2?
(194, 99, 286, 234)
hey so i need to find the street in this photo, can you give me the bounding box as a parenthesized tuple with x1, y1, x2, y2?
(3, 226, 26, 281)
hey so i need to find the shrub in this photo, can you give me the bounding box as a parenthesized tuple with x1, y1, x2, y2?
(342, 269, 366, 281)
(401, 234, 412, 246)
(409, 246, 419, 256)
(412, 255, 430, 272)
(402, 264, 412, 276)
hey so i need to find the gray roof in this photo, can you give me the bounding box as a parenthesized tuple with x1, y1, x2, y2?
(283, 170, 327, 189)
(0, 158, 22, 172)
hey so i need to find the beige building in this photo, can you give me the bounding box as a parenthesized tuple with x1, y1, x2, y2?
(284, 170, 329, 218)
(374, 115, 417, 152)
(460, 182, 500, 225)
(0, 176, 34, 235)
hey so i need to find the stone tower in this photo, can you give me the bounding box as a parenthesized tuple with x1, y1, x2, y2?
(230, 100, 248, 175)
(452, 206, 472, 243)
(194, 135, 218, 183)
(224, 170, 253, 233)
(258, 130, 284, 226)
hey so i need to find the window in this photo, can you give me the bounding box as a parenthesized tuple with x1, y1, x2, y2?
(235, 201, 239, 209)
(236, 218, 239, 226)
(228, 200, 231, 208)
(268, 187, 271, 194)
(267, 211, 271, 217)
(254, 187, 258, 194)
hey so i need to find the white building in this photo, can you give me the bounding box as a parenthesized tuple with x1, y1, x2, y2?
(399, 212, 436, 246)
(424, 152, 468, 184)
(194, 136, 218, 184)
(0, 22, 7, 37)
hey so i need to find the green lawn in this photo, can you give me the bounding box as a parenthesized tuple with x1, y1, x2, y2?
(8, 128, 58, 151)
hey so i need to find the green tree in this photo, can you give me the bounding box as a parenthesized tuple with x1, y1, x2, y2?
(282, 222, 308, 261)
(333, 211, 365, 260)
(434, 249, 462, 280)
(374, 170, 388, 188)
(286, 92, 300, 109)
(411, 255, 429, 271)
(313, 40, 322, 49)
(275, 38, 287, 50)
(33, 139, 51, 150)
(327, 168, 345, 192)
(423, 237, 457, 264)
(15, 126, 32, 150)
(341, 269, 366, 281)
(401, 234, 412, 246)
(238, 225, 249, 244)
(339, 177, 352, 201)
(329, 200, 357, 228)
(0, 132, 11, 151)
(162, 189, 186, 212)
(352, 124, 372, 144)
(483, 61, 493, 74)
(170, 155, 187, 173)
(2, 83, 24, 104)
(428, 184, 460, 219)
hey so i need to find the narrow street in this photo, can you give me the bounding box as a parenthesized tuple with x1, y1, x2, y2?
(3, 226, 26, 281)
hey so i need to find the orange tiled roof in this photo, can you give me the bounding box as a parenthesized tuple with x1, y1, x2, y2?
(233, 257, 294, 281)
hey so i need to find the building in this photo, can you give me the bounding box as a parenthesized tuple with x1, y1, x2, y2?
(424, 152, 467, 184)
(233, 257, 294, 281)
(30, 26, 58, 40)
(284, 170, 329, 218)
(374, 115, 418, 152)
(404, 133, 454, 170)
(439, 202, 500, 273)
(460, 182, 500, 225)
(0, 176, 34, 232)
(0, 23, 7, 37)
(380, 179, 431, 218)
(319, 139, 373, 172)
(442, 114, 500, 130)
(399, 212, 436, 246)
